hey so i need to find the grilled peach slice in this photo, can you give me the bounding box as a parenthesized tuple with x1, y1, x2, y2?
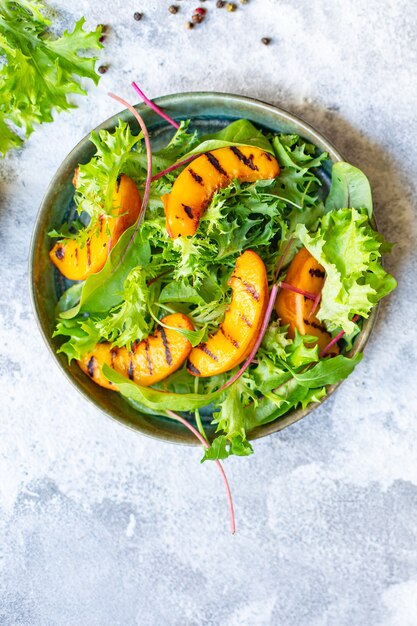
(275, 247, 339, 355)
(50, 174, 141, 281)
(163, 146, 279, 238)
(78, 313, 193, 390)
(187, 250, 268, 377)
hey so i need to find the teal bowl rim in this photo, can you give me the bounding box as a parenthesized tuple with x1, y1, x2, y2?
(29, 91, 378, 446)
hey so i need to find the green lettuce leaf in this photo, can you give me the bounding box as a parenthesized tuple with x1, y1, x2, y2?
(59, 225, 151, 319)
(325, 162, 373, 217)
(73, 121, 144, 228)
(102, 365, 223, 411)
(296, 208, 397, 333)
(181, 119, 274, 158)
(202, 382, 254, 462)
(245, 353, 363, 430)
(0, 1, 102, 156)
(53, 317, 101, 362)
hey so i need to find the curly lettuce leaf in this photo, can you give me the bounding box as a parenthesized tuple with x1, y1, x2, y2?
(94, 266, 155, 349)
(53, 317, 101, 362)
(273, 134, 328, 172)
(73, 121, 143, 227)
(296, 208, 397, 333)
(0, 1, 102, 156)
(202, 381, 256, 462)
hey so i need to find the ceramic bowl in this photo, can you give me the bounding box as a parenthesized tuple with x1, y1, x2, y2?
(30, 92, 377, 445)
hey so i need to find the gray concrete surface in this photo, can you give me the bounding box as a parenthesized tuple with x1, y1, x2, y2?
(1, 1, 417, 624)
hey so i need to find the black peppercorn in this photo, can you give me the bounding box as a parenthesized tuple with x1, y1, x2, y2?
(216, 0, 225, 6)
(133, 12, 143, 21)
(261, 37, 271, 45)
(98, 65, 108, 74)
(168, 5, 179, 13)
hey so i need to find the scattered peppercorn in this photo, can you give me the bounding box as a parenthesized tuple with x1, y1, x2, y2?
(192, 12, 203, 23)
(261, 37, 271, 45)
(133, 12, 143, 21)
(195, 7, 206, 14)
(98, 23, 107, 42)
(216, 0, 225, 6)
(226, 3, 237, 12)
(98, 65, 108, 74)
(168, 5, 179, 13)
(185, 21, 194, 29)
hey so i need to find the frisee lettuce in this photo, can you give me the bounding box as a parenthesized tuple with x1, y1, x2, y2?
(0, 1, 102, 156)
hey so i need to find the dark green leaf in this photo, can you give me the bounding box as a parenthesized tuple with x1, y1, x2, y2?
(325, 162, 373, 217)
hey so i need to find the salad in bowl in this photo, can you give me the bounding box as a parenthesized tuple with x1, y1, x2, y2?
(33, 88, 396, 531)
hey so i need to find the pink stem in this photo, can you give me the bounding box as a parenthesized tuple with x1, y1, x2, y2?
(319, 314, 360, 358)
(310, 292, 322, 318)
(278, 281, 318, 301)
(165, 409, 236, 535)
(274, 237, 295, 281)
(151, 154, 197, 182)
(132, 82, 180, 130)
(220, 283, 279, 391)
(108, 92, 152, 268)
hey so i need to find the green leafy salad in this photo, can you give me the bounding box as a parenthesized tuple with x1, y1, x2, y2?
(0, 0, 102, 156)
(51, 112, 396, 464)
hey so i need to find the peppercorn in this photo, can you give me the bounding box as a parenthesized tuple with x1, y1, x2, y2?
(240, 0, 248, 3)
(168, 5, 179, 13)
(133, 12, 143, 21)
(195, 7, 206, 14)
(192, 12, 203, 23)
(185, 21, 194, 29)
(261, 37, 271, 45)
(98, 23, 107, 42)
(216, 0, 225, 6)
(98, 65, 108, 74)
(226, 3, 237, 12)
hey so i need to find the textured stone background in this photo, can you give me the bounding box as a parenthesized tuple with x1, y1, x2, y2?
(1, 1, 417, 624)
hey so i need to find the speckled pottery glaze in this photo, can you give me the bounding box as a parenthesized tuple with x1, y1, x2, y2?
(30, 92, 377, 445)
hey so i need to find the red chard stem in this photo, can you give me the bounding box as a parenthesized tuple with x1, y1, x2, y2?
(132, 82, 180, 130)
(151, 154, 197, 181)
(165, 409, 236, 534)
(319, 314, 361, 358)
